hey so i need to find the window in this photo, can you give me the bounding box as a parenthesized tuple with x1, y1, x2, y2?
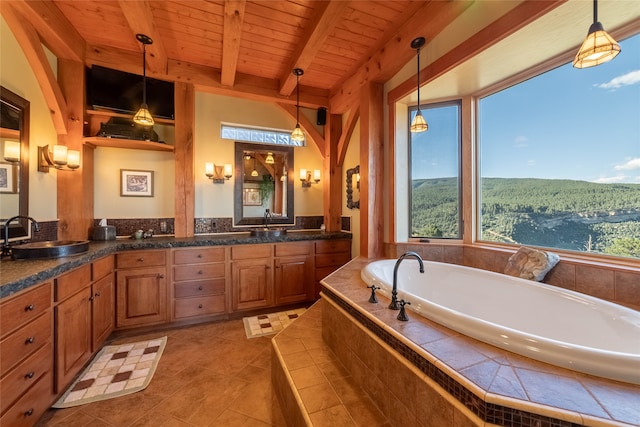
(220, 124, 304, 147)
(478, 34, 640, 259)
(409, 100, 462, 238)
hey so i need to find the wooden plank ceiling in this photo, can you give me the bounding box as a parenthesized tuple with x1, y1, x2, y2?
(6, 0, 473, 113)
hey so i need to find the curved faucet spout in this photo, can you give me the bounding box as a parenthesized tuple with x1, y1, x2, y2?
(2, 215, 40, 257)
(389, 251, 424, 310)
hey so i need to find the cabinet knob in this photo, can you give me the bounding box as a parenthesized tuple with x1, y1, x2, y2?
(89, 296, 94, 301)
(25, 371, 35, 379)
(25, 337, 35, 345)
(25, 304, 34, 311)
(198, 270, 203, 275)
(137, 258, 144, 262)
(198, 304, 203, 309)
(24, 409, 34, 417)
(198, 286, 203, 291)
(95, 292, 101, 297)
(197, 254, 202, 258)
(158, 274, 165, 279)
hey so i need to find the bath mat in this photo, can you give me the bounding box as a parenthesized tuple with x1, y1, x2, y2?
(52, 336, 167, 408)
(243, 308, 306, 339)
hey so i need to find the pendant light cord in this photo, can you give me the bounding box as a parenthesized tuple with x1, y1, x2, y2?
(142, 43, 147, 105)
(593, 0, 598, 23)
(296, 73, 300, 125)
(416, 46, 421, 109)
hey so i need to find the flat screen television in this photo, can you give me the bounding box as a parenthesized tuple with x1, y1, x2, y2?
(86, 65, 175, 120)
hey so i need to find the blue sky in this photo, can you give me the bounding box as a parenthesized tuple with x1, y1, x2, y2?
(412, 33, 640, 184)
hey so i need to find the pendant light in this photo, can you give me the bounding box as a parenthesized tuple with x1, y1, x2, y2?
(133, 34, 155, 126)
(410, 37, 428, 133)
(573, 0, 620, 68)
(251, 155, 259, 177)
(291, 68, 305, 143)
(265, 152, 275, 164)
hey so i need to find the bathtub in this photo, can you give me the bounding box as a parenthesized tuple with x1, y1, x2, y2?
(361, 259, 640, 385)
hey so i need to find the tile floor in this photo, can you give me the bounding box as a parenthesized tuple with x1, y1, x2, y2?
(37, 319, 286, 427)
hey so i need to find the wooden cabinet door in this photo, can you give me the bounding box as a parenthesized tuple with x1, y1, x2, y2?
(55, 287, 92, 392)
(92, 273, 115, 351)
(232, 258, 273, 311)
(275, 255, 313, 305)
(116, 267, 167, 328)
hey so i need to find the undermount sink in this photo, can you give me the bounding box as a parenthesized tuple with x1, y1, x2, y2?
(11, 240, 90, 260)
(249, 228, 287, 238)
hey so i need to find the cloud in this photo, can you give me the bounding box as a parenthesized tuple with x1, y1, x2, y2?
(514, 135, 528, 148)
(614, 157, 640, 171)
(593, 175, 628, 184)
(596, 70, 640, 90)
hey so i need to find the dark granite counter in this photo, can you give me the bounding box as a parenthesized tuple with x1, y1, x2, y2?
(0, 230, 351, 299)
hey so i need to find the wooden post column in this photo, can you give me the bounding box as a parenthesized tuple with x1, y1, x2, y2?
(174, 82, 195, 237)
(324, 113, 342, 231)
(360, 82, 384, 258)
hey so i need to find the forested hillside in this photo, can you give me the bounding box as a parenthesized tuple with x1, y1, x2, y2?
(411, 177, 640, 258)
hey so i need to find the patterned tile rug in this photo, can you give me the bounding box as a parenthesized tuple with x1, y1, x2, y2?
(243, 308, 306, 339)
(52, 336, 167, 408)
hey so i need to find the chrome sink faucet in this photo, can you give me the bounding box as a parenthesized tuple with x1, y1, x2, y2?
(2, 215, 40, 257)
(389, 251, 424, 310)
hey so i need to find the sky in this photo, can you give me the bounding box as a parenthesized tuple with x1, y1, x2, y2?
(411, 33, 640, 185)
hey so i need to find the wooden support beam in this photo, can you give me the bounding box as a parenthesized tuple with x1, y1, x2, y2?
(278, 0, 349, 96)
(337, 108, 360, 167)
(324, 113, 342, 232)
(330, 0, 474, 114)
(174, 82, 195, 238)
(276, 103, 325, 157)
(360, 83, 384, 258)
(118, 0, 168, 74)
(9, 0, 85, 62)
(221, 0, 246, 87)
(1, 3, 68, 134)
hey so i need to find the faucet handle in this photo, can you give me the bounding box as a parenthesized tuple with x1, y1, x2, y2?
(397, 299, 411, 321)
(366, 285, 380, 303)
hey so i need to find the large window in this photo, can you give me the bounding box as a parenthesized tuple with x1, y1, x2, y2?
(409, 100, 462, 239)
(478, 34, 640, 258)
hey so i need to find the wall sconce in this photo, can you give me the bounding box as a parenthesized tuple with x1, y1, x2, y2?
(38, 144, 80, 172)
(205, 162, 232, 183)
(299, 168, 320, 187)
(3, 140, 20, 163)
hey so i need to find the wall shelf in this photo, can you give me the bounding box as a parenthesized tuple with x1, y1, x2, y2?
(84, 137, 174, 152)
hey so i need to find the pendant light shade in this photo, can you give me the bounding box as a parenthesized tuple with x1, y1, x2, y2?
(251, 155, 259, 177)
(133, 34, 155, 126)
(291, 68, 305, 143)
(573, 0, 620, 68)
(265, 152, 275, 164)
(410, 37, 428, 133)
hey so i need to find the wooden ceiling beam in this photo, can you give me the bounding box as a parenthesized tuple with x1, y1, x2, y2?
(220, 0, 246, 87)
(8, 0, 84, 62)
(118, 0, 168, 74)
(278, 0, 349, 96)
(330, 0, 474, 114)
(1, 3, 68, 134)
(277, 103, 325, 157)
(337, 107, 360, 167)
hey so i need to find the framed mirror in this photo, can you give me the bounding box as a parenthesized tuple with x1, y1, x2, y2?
(234, 142, 294, 226)
(346, 165, 360, 209)
(0, 86, 30, 239)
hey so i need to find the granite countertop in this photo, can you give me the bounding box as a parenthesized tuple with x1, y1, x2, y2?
(0, 230, 351, 299)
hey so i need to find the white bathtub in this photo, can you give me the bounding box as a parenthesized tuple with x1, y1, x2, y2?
(361, 259, 640, 385)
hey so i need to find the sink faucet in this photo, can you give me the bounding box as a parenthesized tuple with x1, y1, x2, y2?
(263, 209, 272, 228)
(2, 215, 40, 257)
(389, 251, 424, 310)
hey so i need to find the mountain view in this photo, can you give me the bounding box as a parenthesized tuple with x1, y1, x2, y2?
(411, 177, 640, 258)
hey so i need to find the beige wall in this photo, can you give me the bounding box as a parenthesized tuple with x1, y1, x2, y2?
(342, 118, 361, 257)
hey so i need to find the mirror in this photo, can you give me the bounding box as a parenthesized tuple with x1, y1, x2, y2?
(346, 165, 360, 209)
(0, 86, 30, 239)
(234, 142, 294, 226)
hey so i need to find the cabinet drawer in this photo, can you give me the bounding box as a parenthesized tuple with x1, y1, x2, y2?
(315, 253, 351, 268)
(0, 283, 51, 339)
(231, 244, 272, 260)
(116, 250, 166, 269)
(275, 241, 311, 257)
(0, 342, 52, 414)
(55, 264, 91, 302)
(173, 247, 225, 264)
(174, 279, 225, 298)
(0, 371, 52, 427)
(174, 295, 226, 319)
(92, 255, 115, 281)
(173, 263, 225, 282)
(315, 239, 351, 254)
(1, 313, 51, 376)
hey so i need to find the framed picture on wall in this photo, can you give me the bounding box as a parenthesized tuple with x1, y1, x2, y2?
(243, 188, 262, 206)
(0, 163, 16, 193)
(120, 169, 154, 197)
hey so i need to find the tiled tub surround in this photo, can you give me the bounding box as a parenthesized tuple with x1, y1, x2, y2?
(320, 258, 640, 427)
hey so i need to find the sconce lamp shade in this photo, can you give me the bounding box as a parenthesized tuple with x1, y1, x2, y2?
(410, 110, 428, 133)
(573, 21, 620, 68)
(52, 145, 68, 166)
(313, 169, 321, 183)
(291, 125, 305, 143)
(206, 162, 232, 183)
(38, 144, 80, 172)
(3, 140, 20, 162)
(66, 150, 81, 170)
(224, 164, 233, 179)
(299, 169, 307, 181)
(133, 103, 154, 126)
(205, 162, 214, 177)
